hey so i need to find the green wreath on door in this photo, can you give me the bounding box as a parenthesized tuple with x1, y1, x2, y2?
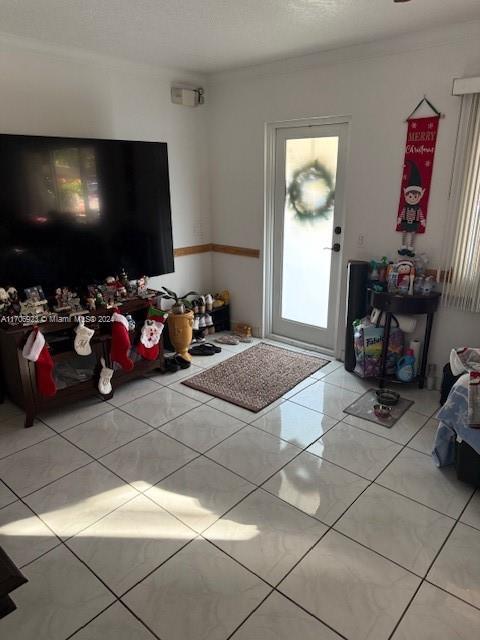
(287, 160, 335, 220)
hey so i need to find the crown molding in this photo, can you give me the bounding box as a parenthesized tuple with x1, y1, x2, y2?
(209, 20, 480, 84)
(0, 31, 206, 83)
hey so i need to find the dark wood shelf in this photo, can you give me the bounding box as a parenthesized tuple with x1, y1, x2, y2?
(0, 293, 164, 427)
(0, 293, 157, 335)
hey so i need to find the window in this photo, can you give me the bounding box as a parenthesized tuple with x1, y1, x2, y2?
(442, 93, 480, 311)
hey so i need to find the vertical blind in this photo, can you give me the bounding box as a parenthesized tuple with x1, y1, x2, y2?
(442, 93, 480, 312)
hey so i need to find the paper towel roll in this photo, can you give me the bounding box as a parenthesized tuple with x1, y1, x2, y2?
(409, 339, 421, 375)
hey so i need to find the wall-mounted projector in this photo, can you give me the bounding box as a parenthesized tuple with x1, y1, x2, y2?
(171, 86, 205, 107)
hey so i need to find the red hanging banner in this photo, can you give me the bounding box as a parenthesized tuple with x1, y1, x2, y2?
(396, 115, 440, 234)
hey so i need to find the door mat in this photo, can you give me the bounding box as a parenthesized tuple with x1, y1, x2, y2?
(343, 388, 414, 428)
(182, 343, 329, 412)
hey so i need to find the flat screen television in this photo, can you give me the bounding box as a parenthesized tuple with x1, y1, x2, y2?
(0, 133, 174, 294)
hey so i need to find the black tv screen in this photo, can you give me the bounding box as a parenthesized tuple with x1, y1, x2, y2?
(0, 133, 174, 293)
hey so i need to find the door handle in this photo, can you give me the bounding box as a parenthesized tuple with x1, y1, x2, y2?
(323, 243, 341, 252)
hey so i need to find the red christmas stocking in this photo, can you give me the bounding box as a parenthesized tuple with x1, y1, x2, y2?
(111, 311, 134, 371)
(136, 308, 168, 361)
(22, 328, 56, 397)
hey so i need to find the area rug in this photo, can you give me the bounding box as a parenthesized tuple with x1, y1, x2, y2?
(182, 343, 329, 412)
(343, 388, 414, 428)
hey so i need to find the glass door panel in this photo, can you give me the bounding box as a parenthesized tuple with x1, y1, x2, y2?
(281, 136, 339, 328)
(272, 122, 348, 350)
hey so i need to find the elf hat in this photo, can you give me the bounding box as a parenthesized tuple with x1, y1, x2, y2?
(404, 160, 423, 194)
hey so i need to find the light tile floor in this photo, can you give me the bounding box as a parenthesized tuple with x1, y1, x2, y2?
(1, 338, 479, 640)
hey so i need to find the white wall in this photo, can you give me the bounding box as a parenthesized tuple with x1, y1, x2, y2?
(0, 36, 212, 295)
(208, 22, 480, 368)
(2, 24, 480, 370)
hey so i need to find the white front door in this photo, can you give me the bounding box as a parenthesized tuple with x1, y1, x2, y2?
(271, 122, 348, 351)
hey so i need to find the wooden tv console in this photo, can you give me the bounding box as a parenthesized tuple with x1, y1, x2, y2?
(0, 296, 164, 428)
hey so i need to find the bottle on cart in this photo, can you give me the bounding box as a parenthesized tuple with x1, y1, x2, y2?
(396, 349, 416, 383)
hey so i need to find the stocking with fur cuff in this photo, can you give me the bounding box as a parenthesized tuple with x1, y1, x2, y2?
(22, 328, 56, 397)
(137, 308, 168, 361)
(111, 311, 134, 371)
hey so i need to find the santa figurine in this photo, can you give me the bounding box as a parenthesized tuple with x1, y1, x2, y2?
(395, 260, 415, 296)
(397, 160, 426, 257)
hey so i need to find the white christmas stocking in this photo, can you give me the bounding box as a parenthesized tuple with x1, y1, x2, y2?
(74, 317, 94, 356)
(98, 357, 114, 395)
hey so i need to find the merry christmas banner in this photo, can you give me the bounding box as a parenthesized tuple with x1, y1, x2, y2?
(396, 115, 440, 234)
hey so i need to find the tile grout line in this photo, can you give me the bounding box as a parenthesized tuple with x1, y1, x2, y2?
(41, 370, 206, 435)
(290, 400, 429, 445)
(340, 412, 430, 446)
(38, 398, 116, 433)
(203, 398, 285, 425)
(0, 374, 213, 470)
(382, 410, 478, 636)
(386, 485, 480, 639)
(10, 399, 257, 557)
(0, 400, 450, 543)
(423, 576, 480, 611)
(269, 452, 420, 636)
(63, 598, 164, 640)
(187, 415, 423, 638)
(192, 524, 351, 638)
(13, 396, 212, 638)
(7, 383, 346, 635)
(1, 463, 212, 640)
(263, 412, 453, 636)
(0, 430, 59, 461)
(269, 588, 351, 640)
(2, 402, 254, 558)
(10, 378, 448, 591)
(372, 478, 472, 520)
(112, 531, 203, 600)
(223, 587, 276, 640)
(8, 458, 98, 501)
(61, 540, 165, 640)
(48, 384, 476, 638)
(0, 485, 65, 571)
(272, 457, 394, 594)
(177, 399, 365, 640)
(0, 357, 337, 593)
(2, 355, 469, 639)
(50, 441, 203, 542)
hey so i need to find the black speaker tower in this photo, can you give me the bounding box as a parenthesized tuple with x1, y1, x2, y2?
(344, 260, 369, 371)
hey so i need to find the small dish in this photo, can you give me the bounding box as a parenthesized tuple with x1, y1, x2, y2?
(376, 389, 400, 406)
(374, 403, 392, 419)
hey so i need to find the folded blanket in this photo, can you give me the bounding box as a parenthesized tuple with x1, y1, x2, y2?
(434, 374, 480, 466)
(450, 348, 480, 427)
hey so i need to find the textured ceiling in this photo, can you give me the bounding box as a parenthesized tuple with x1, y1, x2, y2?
(0, 0, 479, 73)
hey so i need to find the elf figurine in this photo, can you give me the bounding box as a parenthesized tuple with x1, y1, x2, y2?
(397, 160, 426, 257)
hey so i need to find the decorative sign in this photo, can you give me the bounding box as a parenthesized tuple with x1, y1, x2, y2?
(396, 115, 440, 235)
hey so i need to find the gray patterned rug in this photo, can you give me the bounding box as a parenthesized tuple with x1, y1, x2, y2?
(182, 343, 329, 412)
